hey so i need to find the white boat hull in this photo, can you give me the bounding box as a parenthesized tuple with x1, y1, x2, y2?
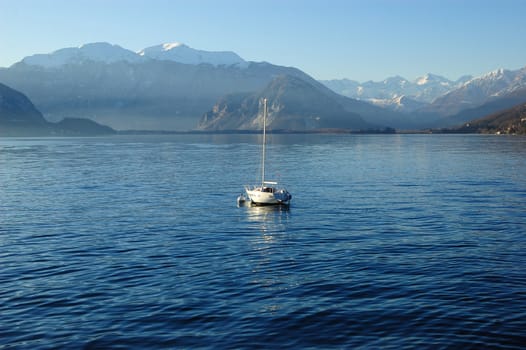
(245, 186, 291, 206)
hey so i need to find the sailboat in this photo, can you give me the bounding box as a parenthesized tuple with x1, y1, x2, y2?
(238, 98, 292, 206)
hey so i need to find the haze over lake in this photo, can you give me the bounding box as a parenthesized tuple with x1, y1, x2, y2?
(1, 134, 525, 349)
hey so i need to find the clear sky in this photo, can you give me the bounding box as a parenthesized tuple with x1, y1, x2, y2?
(1, 0, 525, 82)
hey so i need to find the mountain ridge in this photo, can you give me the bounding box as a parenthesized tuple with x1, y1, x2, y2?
(444, 87, 526, 127)
(22, 42, 147, 68)
(138, 43, 246, 67)
(18, 41, 247, 69)
(320, 74, 472, 106)
(422, 67, 526, 117)
(322, 65, 526, 126)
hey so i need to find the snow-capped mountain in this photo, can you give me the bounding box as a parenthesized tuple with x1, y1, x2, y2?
(471, 67, 526, 97)
(22, 42, 147, 68)
(360, 76, 411, 100)
(367, 95, 427, 113)
(320, 74, 472, 111)
(424, 66, 526, 116)
(138, 43, 246, 67)
(18, 42, 246, 69)
(415, 73, 451, 86)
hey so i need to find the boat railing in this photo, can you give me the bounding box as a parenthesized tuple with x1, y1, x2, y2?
(263, 181, 278, 185)
(245, 184, 278, 193)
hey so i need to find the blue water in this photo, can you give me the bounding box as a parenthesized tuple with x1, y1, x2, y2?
(1, 134, 525, 349)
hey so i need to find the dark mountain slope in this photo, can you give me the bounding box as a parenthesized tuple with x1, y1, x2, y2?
(444, 101, 526, 134)
(0, 82, 51, 135)
(0, 82, 48, 125)
(198, 75, 373, 131)
(443, 87, 526, 127)
(1, 82, 115, 136)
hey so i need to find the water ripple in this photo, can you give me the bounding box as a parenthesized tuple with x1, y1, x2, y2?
(1, 135, 525, 349)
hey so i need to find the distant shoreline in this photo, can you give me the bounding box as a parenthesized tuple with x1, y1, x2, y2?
(2, 128, 524, 138)
(116, 128, 398, 135)
(116, 128, 523, 136)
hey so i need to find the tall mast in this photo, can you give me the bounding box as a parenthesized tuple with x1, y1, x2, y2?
(261, 98, 267, 187)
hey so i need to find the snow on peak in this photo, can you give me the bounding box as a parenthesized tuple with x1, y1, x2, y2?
(77, 42, 144, 63)
(138, 42, 246, 66)
(415, 73, 449, 86)
(466, 68, 512, 86)
(22, 42, 146, 68)
(162, 42, 184, 51)
(486, 68, 506, 79)
(20, 41, 247, 68)
(416, 74, 432, 85)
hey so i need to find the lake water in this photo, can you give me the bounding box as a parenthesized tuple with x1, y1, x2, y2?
(1, 134, 525, 349)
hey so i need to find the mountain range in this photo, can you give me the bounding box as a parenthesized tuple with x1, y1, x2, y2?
(321, 74, 472, 110)
(0, 43, 314, 130)
(21, 42, 247, 68)
(320, 68, 526, 116)
(1, 41, 526, 133)
(421, 67, 526, 116)
(0, 42, 403, 131)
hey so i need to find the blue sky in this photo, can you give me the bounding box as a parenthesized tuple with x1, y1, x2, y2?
(1, 0, 525, 82)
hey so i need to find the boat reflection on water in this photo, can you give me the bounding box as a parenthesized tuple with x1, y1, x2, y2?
(238, 200, 290, 236)
(238, 194, 294, 318)
(239, 200, 289, 218)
